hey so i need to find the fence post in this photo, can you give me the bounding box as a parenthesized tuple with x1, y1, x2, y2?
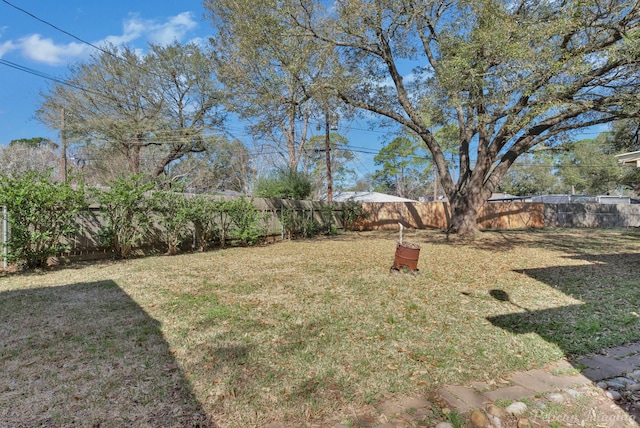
(1, 206, 7, 269)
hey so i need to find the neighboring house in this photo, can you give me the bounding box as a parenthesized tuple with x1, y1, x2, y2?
(530, 194, 632, 204)
(329, 191, 417, 203)
(616, 151, 640, 167)
(487, 193, 529, 202)
(331, 191, 633, 204)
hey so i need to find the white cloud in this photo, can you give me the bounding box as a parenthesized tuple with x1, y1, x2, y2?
(4, 12, 199, 66)
(0, 40, 17, 59)
(101, 14, 147, 46)
(18, 34, 89, 66)
(104, 12, 198, 46)
(0, 26, 17, 59)
(147, 12, 198, 44)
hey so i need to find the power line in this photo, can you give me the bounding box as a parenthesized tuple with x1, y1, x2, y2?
(0, 3, 615, 167)
(0, 59, 104, 97)
(0, 61, 611, 165)
(0, 0, 187, 86)
(1, 0, 117, 59)
(0, 59, 68, 85)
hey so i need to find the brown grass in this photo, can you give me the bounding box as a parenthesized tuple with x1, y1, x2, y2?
(1, 228, 639, 427)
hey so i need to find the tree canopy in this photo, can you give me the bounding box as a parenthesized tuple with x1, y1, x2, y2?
(302, 132, 356, 199)
(36, 41, 225, 180)
(557, 137, 624, 195)
(496, 151, 563, 196)
(372, 135, 431, 199)
(206, 0, 338, 171)
(497, 138, 627, 196)
(262, 0, 640, 234)
(0, 139, 59, 178)
(9, 137, 57, 149)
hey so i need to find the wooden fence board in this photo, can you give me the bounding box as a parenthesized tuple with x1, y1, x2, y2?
(359, 202, 449, 230)
(3, 196, 639, 266)
(478, 202, 545, 229)
(359, 201, 633, 230)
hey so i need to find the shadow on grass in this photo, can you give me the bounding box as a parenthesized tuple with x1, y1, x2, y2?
(0, 281, 214, 427)
(487, 251, 640, 420)
(428, 227, 640, 254)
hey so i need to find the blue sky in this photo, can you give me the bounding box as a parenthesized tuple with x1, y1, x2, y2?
(0, 1, 613, 187)
(0, 0, 388, 180)
(0, 0, 212, 145)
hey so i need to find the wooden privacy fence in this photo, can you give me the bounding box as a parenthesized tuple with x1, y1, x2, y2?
(57, 198, 346, 259)
(252, 198, 345, 237)
(543, 203, 640, 228)
(357, 201, 640, 230)
(4, 197, 639, 265)
(357, 201, 545, 230)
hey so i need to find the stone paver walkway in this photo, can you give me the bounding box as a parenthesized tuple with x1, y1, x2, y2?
(436, 342, 640, 427)
(267, 344, 640, 427)
(437, 359, 592, 413)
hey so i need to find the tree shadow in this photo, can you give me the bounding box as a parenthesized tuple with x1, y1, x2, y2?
(0, 280, 214, 427)
(486, 252, 640, 420)
(430, 227, 640, 253)
(359, 202, 449, 230)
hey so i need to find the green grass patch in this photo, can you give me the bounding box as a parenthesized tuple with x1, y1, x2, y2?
(1, 228, 639, 426)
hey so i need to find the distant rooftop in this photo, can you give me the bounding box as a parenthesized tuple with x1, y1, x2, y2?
(616, 151, 640, 167)
(329, 191, 417, 203)
(530, 194, 631, 204)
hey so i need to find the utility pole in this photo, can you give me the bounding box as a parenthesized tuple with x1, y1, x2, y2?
(433, 165, 438, 201)
(325, 108, 333, 203)
(60, 107, 68, 183)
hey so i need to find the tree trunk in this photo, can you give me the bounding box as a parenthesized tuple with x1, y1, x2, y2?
(447, 191, 485, 237)
(127, 143, 142, 175)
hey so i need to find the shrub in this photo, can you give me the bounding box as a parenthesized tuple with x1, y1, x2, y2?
(226, 197, 269, 246)
(185, 196, 221, 251)
(215, 200, 235, 249)
(281, 208, 305, 239)
(281, 208, 318, 239)
(318, 204, 338, 235)
(150, 191, 192, 255)
(93, 175, 155, 259)
(0, 170, 86, 269)
(254, 169, 313, 199)
(342, 199, 369, 231)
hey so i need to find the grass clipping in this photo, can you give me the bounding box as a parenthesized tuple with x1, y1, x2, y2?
(1, 228, 639, 427)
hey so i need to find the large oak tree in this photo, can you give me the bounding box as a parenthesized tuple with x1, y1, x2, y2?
(271, 0, 640, 235)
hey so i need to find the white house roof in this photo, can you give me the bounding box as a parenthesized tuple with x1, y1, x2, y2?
(616, 151, 640, 167)
(331, 191, 417, 203)
(530, 194, 631, 204)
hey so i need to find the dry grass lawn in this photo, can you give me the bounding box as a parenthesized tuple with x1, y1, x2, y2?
(1, 228, 639, 427)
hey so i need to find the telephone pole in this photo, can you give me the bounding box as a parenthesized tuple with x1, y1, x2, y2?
(60, 107, 68, 183)
(433, 165, 438, 201)
(325, 108, 333, 203)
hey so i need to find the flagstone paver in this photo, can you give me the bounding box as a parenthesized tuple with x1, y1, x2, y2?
(483, 385, 538, 402)
(437, 385, 488, 413)
(438, 343, 640, 425)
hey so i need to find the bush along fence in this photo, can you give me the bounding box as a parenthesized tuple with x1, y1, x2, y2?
(0, 172, 367, 269)
(2, 172, 638, 270)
